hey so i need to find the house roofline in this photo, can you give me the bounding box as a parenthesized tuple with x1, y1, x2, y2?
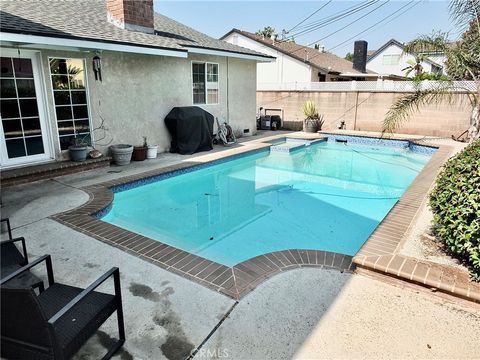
(221, 29, 314, 66)
(222, 29, 372, 76)
(0, 31, 188, 57)
(219, 28, 239, 41)
(184, 45, 275, 62)
(367, 38, 443, 67)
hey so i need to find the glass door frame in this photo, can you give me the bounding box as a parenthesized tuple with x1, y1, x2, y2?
(0, 48, 54, 168)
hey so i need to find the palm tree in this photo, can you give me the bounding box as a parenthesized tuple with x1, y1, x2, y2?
(401, 54, 427, 77)
(383, 0, 480, 142)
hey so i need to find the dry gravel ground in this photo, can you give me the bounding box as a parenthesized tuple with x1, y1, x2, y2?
(399, 137, 469, 270)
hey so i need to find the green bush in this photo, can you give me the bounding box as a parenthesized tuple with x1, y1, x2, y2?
(429, 140, 480, 279)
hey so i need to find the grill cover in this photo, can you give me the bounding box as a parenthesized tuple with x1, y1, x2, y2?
(164, 106, 214, 155)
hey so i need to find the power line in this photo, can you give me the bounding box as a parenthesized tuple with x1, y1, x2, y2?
(310, 0, 390, 45)
(284, 0, 384, 58)
(285, 1, 332, 34)
(290, 0, 373, 33)
(287, 0, 378, 40)
(327, 0, 420, 53)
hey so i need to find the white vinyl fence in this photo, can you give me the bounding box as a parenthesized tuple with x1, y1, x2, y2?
(257, 80, 477, 92)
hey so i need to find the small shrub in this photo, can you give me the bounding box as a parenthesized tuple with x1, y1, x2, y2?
(429, 140, 480, 279)
(302, 100, 318, 119)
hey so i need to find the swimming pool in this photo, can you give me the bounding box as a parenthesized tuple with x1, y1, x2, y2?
(101, 137, 434, 266)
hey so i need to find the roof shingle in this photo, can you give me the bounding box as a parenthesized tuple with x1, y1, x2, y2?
(222, 29, 373, 74)
(0, 1, 271, 58)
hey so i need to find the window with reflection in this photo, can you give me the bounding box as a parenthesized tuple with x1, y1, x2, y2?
(0, 56, 45, 158)
(192, 62, 218, 105)
(49, 58, 91, 150)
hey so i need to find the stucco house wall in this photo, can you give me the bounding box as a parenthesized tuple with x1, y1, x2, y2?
(223, 33, 312, 84)
(366, 43, 438, 77)
(31, 49, 256, 159)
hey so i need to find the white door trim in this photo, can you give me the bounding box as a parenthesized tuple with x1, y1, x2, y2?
(0, 48, 54, 168)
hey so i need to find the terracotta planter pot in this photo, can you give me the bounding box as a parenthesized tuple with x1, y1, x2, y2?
(132, 146, 147, 161)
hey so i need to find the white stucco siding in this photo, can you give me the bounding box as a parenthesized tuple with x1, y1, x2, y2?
(366, 43, 439, 77)
(34, 49, 256, 158)
(223, 33, 312, 84)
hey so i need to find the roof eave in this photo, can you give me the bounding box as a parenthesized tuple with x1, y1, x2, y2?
(0, 31, 188, 57)
(184, 45, 275, 62)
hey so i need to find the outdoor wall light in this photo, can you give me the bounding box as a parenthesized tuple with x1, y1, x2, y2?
(93, 51, 102, 81)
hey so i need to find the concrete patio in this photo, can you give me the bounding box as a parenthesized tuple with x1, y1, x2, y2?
(1, 133, 479, 360)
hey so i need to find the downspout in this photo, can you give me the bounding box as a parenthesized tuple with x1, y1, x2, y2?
(227, 57, 230, 122)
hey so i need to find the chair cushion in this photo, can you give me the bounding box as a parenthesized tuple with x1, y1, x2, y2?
(38, 283, 117, 358)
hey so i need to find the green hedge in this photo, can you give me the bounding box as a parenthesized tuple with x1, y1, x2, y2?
(429, 140, 480, 279)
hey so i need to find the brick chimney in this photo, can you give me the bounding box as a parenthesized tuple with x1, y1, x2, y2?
(106, 0, 154, 34)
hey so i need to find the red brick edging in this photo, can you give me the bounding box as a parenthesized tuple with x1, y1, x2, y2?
(353, 144, 480, 303)
(50, 139, 480, 302)
(51, 153, 354, 300)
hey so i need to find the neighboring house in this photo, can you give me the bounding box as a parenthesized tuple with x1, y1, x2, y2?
(221, 29, 383, 84)
(366, 39, 444, 77)
(0, 0, 273, 169)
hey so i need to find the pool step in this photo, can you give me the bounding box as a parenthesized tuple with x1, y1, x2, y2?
(270, 137, 327, 154)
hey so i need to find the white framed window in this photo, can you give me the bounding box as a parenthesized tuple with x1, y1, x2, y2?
(382, 54, 400, 65)
(431, 64, 443, 74)
(48, 58, 92, 150)
(192, 62, 218, 105)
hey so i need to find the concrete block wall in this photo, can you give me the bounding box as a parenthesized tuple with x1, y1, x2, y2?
(257, 91, 472, 137)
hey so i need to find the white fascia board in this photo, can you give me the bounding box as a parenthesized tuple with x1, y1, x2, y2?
(339, 73, 380, 77)
(0, 32, 188, 58)
(184, 46, 275, 62)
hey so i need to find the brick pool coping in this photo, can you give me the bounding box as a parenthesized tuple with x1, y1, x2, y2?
(51, 136, 480, 302)
(353, 144, 480, 303)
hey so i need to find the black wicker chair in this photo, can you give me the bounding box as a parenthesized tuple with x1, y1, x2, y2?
(0, 218, 44, 291)
(1, 217, 13, 239)
(1, 255, 125, 360)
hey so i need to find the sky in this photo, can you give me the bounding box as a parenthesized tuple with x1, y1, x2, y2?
(155, 0, 462, 56)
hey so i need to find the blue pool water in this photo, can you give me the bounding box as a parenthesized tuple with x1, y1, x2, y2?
(102, 140, 432, 266)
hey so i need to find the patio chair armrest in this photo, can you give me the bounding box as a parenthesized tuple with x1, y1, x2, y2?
(0, 218, 13, 240)
(0, 237, 28, 262)
(0, 254, 54, 286)
(48, 267, 120, 325)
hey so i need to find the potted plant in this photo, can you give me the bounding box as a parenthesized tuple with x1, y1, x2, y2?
(68, 133, 89, 162)
(303, 101, 324, 133)
(147, 143, 158, 159)
(132, 136, 148, 161)
(110, 144, 133, 165)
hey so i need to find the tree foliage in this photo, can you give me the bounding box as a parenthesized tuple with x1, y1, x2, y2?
(383, 0, 480, 138)
(429, 140, 480, 280)
(445, 20, 480, 80)
(256, 26, 275, 38)
(344, 52, 353, 61)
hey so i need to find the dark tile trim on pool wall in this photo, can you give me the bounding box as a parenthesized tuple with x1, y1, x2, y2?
(51, 135, 479, 302)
